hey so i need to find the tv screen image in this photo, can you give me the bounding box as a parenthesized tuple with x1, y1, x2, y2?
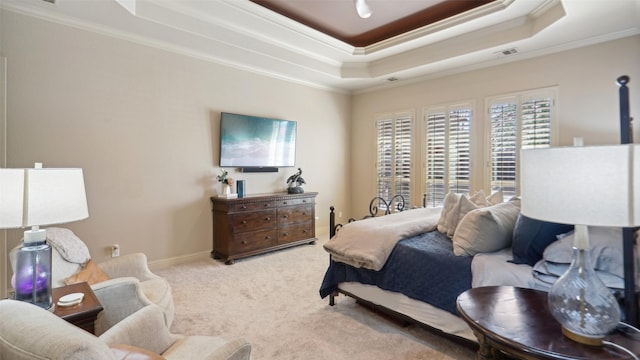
(219, 112, 297, 168)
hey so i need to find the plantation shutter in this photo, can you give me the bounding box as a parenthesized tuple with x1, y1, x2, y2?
(448, 108, 471, 194)
(424, 105, 472, 207)
(490, 102, 518, 198)
(376, 112, 412, 210)
(489, 91, 554, 198)
(425, 112, 446, 207)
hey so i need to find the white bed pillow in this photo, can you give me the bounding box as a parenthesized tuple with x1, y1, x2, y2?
(437, 190, 505, 237)
(448, 193, 488, 237)
(543, 227, 627, 277)
(532, 259, 624, 289)
(436, 191, 461, 234)
(452, 198, 521, 256)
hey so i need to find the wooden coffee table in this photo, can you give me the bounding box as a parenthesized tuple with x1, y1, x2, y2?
(53, 282, 103, 334)
(457, 286, 640, 360)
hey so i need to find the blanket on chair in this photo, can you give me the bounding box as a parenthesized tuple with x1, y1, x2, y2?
(323, 207, 442, 271)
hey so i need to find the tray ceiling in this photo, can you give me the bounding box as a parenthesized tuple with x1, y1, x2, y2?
(2, 0, 639, 93)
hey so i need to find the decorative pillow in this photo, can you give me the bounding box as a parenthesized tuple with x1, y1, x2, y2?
(65, 259, 110, 285)
(452, 198, 521, 256)
(543, 227, 625, 277)
(437, 191, 461, 234)
(532, 259, 624, 289)
(46, 227, 91, 264)
(510, 214, 574, 266)
(447, 192, 489, 237)
(110, 344, 164, 360)
(486, 189, 504, 205)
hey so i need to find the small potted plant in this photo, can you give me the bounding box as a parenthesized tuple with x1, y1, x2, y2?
(216, 169, 235, 197)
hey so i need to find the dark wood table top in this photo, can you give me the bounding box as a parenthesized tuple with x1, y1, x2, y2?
(52, 282, 103, 323)
(457, 286, 640, 360)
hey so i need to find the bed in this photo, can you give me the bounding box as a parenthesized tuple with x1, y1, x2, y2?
(320, 193, 576, 344)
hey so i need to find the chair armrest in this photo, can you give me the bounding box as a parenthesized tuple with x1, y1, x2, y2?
(202, 338, 252, 360)
(161, 336, 251, 360)
(99, 253, 157, 281)
(100, 305, 177, 355)
(92, 277, 152, 335)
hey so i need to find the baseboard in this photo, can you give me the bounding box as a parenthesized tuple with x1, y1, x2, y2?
(147, 250, 211, 271)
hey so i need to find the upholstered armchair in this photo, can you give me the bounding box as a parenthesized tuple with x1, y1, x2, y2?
(0, 299, 251, 360)
(9, 227, 174, 335)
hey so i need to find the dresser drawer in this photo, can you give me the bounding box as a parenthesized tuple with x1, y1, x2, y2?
(277, 197, 314, 207)
(278, 223, 313, 244)
(229, 201, 276, 212)
(232, 229, 277, 252)
(278, 205, 313, 226)
(230, 210, 276, 233)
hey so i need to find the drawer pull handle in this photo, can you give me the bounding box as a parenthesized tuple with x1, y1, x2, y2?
(265, 236, 271, 240)
(242, 220, 247, 225)
(283, 215, 289, 219)
(283, 232, 288, 237)
(241, 205, 247, 209)
(265, 217, 271, 221)
(283, 201, 287, 205)
(303, 230, 308, 233)
(302, 212, 306, 216)
(303, 200, 307, 203)
(242, 241, 247, 245)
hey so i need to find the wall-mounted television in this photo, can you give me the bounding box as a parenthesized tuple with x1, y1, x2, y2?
(219, 112, 297, 169)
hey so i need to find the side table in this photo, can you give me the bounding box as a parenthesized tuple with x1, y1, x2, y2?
(457, 286, 640, 360)
(53, 282, 103, 335)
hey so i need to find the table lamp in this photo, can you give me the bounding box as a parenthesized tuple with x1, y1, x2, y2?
(0, 163, 88, 310)
(520, 144, 639, 345)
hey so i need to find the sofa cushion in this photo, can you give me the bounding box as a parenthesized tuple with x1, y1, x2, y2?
(452, 198, 520, 256)
(511, 214, 574, 266)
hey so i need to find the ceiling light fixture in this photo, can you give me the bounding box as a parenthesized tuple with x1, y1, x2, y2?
(355, 0, 372, 19)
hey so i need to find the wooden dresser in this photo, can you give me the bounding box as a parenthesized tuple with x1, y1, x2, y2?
(210, 192, 318, 264)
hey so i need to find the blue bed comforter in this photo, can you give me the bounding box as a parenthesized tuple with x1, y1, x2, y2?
(319, 230, 472, 315)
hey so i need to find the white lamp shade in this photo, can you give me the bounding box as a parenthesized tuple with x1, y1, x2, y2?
(0, 168, 89, 228)
(520, 144, 640, 227)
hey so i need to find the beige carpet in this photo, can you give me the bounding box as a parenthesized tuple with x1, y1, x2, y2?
(156, 236, 477, 360)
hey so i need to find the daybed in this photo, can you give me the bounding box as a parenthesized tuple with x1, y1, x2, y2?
(319, 193, 634, 343)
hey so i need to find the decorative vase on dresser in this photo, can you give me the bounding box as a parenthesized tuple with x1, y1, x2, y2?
(210, 192, 318, 264)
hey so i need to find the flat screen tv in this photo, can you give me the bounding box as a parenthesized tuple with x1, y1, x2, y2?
(219, 112, 297, 168)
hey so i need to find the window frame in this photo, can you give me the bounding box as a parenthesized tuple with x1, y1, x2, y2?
(374, 110, 414, 210)
(484, 87, 559, 198)
(422, 101, 475, 208)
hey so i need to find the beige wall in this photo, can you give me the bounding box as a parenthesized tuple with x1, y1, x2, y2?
(2, 6, 639, 291)
(0, 9, 351, 279)
(350, 35, 640, 213)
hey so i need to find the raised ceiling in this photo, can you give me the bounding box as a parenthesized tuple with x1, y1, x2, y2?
(2, 0, 639, 93)
(249, 0, 496, 47)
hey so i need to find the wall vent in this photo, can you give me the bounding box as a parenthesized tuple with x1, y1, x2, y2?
(496, 48, 518, 56)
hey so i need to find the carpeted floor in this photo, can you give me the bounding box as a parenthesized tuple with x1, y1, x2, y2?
(156, 235, 477, 359)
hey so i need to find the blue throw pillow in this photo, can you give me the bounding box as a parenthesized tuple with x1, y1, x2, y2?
(511, 214, 574, 266)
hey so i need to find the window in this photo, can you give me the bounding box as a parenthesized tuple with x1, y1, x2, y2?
(488, 89, 555, 198)
(376, 111, 413, 209)
(424, 104, 472, 207)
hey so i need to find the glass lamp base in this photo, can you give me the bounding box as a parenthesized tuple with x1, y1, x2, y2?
(562, 326, 605, 346)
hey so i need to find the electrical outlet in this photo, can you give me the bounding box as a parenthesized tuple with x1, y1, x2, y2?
(111, 244, 120, 257)
(339, 211, 342, 218)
